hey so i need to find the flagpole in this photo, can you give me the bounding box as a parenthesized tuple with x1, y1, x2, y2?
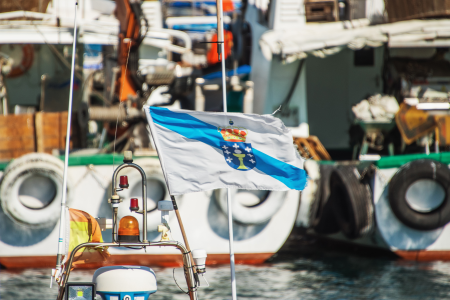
(55, 0, 78, 277)
(215, 0, 237, 299)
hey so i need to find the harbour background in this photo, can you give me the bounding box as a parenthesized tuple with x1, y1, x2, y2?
(2, 250, 450, 300)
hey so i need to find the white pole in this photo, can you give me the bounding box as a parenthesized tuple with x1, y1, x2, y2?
(227, 188, 237, 300)
(215, 0, 237, 299)
(56, 1, 78, 271)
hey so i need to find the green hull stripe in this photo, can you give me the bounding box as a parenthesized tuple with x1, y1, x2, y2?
(1, 152, 449, 172)
(376, 152, 450, 169)
(0, 154, 158, 171)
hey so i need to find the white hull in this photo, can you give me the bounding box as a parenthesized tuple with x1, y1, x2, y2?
(0, 156, 299, 268)
(297, 156, 450, 261)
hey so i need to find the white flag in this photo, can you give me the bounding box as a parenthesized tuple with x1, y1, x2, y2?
(145, 106, 307, 195)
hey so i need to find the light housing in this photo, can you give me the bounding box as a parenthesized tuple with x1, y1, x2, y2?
(118, 215, 140, 242)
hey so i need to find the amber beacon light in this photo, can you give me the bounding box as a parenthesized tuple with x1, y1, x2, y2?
(118, 215, 140, 242)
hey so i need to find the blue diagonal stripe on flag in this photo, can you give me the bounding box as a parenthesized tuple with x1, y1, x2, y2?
(150, 107, 307, 190)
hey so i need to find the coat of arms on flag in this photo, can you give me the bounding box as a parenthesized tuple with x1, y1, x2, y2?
(219, 119, 256, 171)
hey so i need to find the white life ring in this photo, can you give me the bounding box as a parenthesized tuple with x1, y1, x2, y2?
(116, 165, 169, 232)
(214, 189, 286, 225)
(0, 153, 73, 228)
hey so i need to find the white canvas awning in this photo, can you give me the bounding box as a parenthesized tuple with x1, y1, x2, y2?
(260, 19, 450, 63)
(0, 18, 191, 54)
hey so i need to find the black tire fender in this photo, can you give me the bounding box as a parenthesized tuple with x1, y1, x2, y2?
(311, 164, 340, 234)
(330, 166, 374, 239)
(388, 159, 450, 231)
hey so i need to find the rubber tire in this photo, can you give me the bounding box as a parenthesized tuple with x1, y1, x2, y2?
(310, 164, 340, 234)
(3, 152, 64, 174)
(329, 166, 374, 239)
(215, 189, 286, 225)
(388, 159, 450, 231)
(115, 167, 169, 232)
(0, 153, 72, 228)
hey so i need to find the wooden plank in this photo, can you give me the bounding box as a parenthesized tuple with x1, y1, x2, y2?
(0, 126, 35, 138)
(304, 0, 337, 22)
(36, 111, 71, 153)
(0, 138, 35, 151)
(40, 138, 60, 149)
(305, 3, 335, 22)
(59, 112, 68, 150)
(0, 114, 34, 128)
(0, 114, 36, 159)
(0, 149, 34, 160)
(40, 125, 61, 137)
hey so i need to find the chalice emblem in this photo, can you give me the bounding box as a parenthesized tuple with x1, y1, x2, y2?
(218, 120, 256, 171)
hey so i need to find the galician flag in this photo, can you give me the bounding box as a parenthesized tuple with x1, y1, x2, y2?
(145, 106, 307, 195)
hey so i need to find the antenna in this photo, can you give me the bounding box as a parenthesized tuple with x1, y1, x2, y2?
(55, 0, 78, 276)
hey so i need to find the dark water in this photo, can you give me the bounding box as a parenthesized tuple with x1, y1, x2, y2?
(1, 252, 450, 300)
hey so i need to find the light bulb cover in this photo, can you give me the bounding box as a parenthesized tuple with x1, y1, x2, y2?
(130, 198, 139, 211)
(118, 215, 140, 242)
(119, 175, 129, 188)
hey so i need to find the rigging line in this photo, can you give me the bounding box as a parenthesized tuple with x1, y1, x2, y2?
(278, 58, 305, 114)
(112, 40, 132, 171)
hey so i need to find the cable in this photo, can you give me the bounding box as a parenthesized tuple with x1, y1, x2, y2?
(173, 268, 189, 294)
(277, 59, 305, 115)
(112, 40, 132, 171)
(201, 274, 209, 287)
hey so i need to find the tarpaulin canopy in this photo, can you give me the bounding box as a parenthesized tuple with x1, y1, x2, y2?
(259, 19, 450, 63)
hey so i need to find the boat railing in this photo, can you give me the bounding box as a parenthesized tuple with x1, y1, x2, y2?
(56, 241, 198, 300)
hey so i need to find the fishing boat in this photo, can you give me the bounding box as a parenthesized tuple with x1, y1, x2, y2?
(296, 152, 450, 261)
(234, 0, 450, 261)
(0, 0, 301, 270)
(0, 153, 299, 268)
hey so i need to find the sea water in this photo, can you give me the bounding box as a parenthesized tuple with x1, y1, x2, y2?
(1, 252, 450, 300)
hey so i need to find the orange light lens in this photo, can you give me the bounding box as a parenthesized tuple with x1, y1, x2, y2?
(118, 216, 140, 236)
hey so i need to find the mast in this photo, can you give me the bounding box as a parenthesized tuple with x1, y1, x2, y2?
(215, 0, 237, 298)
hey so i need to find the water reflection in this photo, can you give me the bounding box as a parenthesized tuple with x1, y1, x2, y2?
(2, 253, 450, 299)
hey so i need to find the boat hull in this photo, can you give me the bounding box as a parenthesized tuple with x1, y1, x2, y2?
(0, 253, 274, 269)
(0, 156, 299, 269)
(296, 155, 450, 261)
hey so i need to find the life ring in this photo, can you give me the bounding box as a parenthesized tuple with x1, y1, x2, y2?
(5, 44, 34, 78)
(214, 188, 286, 225)
(116, 165, 169, 232)
(388, 159, 450, 231)
(309, 164, 340, 234)
(329, 165, 374, 239)
(0, 153, 72, 228)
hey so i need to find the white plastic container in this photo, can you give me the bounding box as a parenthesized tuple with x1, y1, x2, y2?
(93, 266, 157, 300)
(192, 249, 207, 273)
